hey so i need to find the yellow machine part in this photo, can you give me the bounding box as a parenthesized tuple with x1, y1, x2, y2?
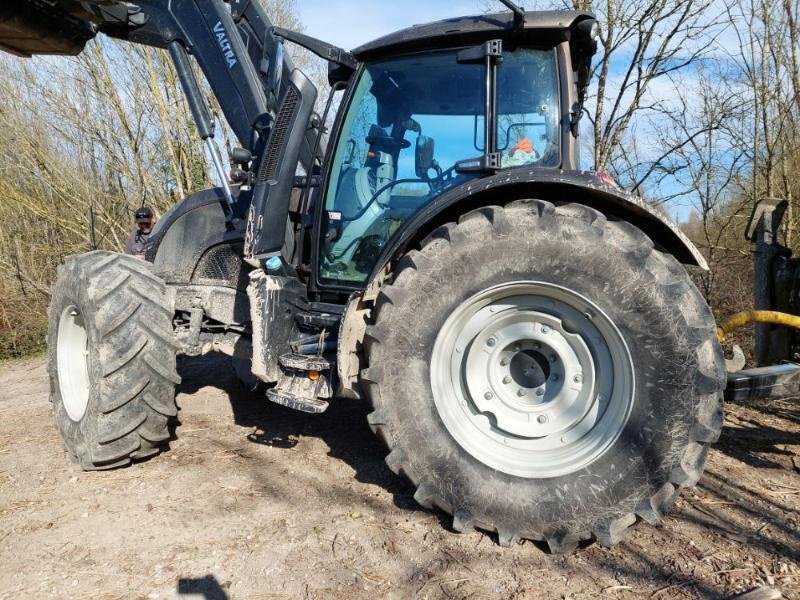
(717, 310, 800, 342)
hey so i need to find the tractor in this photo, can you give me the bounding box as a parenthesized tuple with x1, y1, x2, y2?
(0, 0, 729, 552)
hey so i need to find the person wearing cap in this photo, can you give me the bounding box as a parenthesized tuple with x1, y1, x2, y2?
(124, 207, 156, 259)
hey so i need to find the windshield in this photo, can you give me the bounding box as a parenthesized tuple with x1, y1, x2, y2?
(319, 47, 560, 286)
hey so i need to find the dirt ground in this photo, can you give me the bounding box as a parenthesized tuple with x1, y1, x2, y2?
(0, 354, 798, 600)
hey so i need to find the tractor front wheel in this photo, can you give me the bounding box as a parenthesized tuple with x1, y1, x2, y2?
(47, 251, 180, 470)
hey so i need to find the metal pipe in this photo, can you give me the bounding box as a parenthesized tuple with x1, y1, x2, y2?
(484, 54, 493, 153)
(205, 137, 236, 210)
(169, 41, 236, 211)
(168, 41, 213, 139)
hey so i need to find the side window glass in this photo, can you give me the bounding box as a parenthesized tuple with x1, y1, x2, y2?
(497, 50, 561, 168)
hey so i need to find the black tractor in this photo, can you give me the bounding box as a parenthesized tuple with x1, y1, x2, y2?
(0, 0, 725, 552)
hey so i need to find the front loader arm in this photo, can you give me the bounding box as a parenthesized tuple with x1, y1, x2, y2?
(110, 0, 273, 153)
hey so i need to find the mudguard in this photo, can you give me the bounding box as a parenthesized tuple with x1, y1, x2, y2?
(367, 169, 707, 285)
(145, 188, 253, 325)
(146, 188, 250, 283)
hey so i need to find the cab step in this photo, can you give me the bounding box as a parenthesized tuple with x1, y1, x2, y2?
(266, 389, 329, 414)
(265, 353, 333, 414)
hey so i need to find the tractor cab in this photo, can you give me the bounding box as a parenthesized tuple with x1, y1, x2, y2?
(314, 11, 599, 288)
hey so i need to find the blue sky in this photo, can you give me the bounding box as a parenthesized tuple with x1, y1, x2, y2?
(296, 1, 487, 50)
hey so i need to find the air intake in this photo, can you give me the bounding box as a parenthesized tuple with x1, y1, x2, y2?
(258, 85, 300, 182)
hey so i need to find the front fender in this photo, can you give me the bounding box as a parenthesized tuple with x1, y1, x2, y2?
(367, 169, 707, 284)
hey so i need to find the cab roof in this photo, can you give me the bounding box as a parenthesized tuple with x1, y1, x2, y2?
(352, 10, 595, 61)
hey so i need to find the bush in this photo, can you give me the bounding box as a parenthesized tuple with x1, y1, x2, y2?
(0, 296, 48, 360)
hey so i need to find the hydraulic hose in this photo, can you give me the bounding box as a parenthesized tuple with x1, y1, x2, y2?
(716, 310, 800, 342)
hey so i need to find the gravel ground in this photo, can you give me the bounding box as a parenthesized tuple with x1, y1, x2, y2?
(0, 353, 798, 599)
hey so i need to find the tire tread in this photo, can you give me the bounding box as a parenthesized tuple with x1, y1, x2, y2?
(47, 251, 178, 470)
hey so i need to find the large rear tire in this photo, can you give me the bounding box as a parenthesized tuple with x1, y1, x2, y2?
(47, 251, 180, 470)
(361, 200, 725, 552)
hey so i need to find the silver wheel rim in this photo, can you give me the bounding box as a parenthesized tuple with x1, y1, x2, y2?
(57, 305, 91, 422)
(431, 281, 635, 479)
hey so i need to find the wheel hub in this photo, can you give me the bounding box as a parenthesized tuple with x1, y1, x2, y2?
(508, 348, 550, 390)
(57, 304, 91, 422)
(465, 309, 598, 440)
(431, 281, 634, 479)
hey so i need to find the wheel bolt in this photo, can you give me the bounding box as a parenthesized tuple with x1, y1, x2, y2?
(487, 338, 496, 347)
(500, 357, 510, 366)
(503, 376, 512, 384)
(484, 392, 494, 400)
(537, 415, 548, 424)
(541, 325, 550, 334)
(517, 389, 527, 397)
(535, 388, 545, 397)
(573, 374, 583, 383)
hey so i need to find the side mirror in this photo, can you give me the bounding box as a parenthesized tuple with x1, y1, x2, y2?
(415, 135, 435, 179)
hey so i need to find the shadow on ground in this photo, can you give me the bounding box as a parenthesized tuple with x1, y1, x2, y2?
(172, 353, 799, 599)
(177, 353, 419, 511)
(177, 575, 229, 600)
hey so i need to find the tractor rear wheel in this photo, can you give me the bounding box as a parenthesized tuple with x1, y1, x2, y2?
(47, 251, 180, 470)
(361, 200, 725, 552)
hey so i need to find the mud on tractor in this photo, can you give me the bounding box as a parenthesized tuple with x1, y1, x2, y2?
(1, 0, 739, 552)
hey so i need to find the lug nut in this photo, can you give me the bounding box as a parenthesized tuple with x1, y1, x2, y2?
(503, 376, 512, 384)
(537, 415, 548, 424)
(541, 325, 550, 334)
(500, 357, 510, 366)
(484, 392, 494, 400)
(517, 389, 527, 397)
(573, 374, 583, 383)
(535, 388, 545, 397)
(487, 338, 496, 347)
